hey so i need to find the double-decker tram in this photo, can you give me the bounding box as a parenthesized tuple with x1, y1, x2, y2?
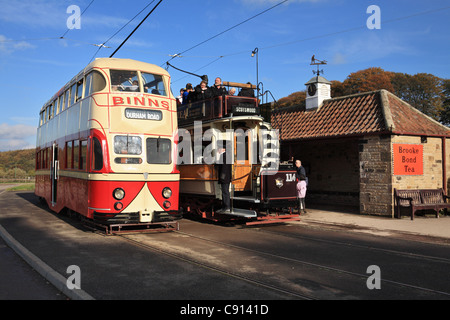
(177, 82, 300, 225)
(35, 58, 181, 234)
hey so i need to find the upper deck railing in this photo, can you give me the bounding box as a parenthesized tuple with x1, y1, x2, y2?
(177, 95, 260, 126)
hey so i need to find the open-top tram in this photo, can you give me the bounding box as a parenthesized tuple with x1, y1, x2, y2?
(177, 82, 300, 225)
(35, 58, 181, 234)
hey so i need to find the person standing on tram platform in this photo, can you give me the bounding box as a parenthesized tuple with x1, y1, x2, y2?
(217, 146, 232, 213)
(295, 159, 307, 214)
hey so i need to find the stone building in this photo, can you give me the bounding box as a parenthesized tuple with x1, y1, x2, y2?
(271, 76, 450, 217)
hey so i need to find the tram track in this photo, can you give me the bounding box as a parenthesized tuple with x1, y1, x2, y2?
(246, 226, 450, 265)
(117, 233, 317, 300)
(117, 223, 450, 299)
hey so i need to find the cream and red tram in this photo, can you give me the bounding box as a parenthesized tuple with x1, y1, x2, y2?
(35, 58, 180, 233)
(177, 82, 300, 225)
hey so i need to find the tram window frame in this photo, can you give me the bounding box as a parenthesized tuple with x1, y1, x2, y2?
(92, 137, 103, 171)
(66, 141, 73, 169)
(39, 111, 44, 126)
(110, 70, 139, 92)
(91, 70, 107, 93)
(64, 89, 70, 110)
(59, 94, 65, 113)
(70, 83, 77, 106)
(54, 98, 59, 115)
(114, 135, 142, 155)
(80, 140, 88, 170)
(141, 72, 167, 96)
(146, 138, 172, 165)
(84, 72, 93, 98)
(36, 152, 40, 170)
(73, 140, 80, 169)
(76, 79, 84, 102)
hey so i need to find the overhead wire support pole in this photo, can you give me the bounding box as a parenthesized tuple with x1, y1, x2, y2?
(110, 0, 163, 58)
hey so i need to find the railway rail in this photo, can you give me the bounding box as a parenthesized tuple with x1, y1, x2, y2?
(116, 221, 450, 300)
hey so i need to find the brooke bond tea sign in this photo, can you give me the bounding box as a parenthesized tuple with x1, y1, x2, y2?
(393, 144, 423, 175)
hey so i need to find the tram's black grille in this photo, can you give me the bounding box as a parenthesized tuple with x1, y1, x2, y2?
(93, 212, 139, 224)
(93, 211, 182, 225)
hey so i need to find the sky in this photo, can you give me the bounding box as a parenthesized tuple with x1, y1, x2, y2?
(0, 0, 449, 151)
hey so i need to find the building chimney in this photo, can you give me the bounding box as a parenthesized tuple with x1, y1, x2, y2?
(305, 75, 331, 110)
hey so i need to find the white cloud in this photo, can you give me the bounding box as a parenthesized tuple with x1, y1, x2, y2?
(0, 123, 36, 151)
(0, 35, 35, 54)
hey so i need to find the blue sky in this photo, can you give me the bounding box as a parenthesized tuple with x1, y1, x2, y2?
(0, 0, 449, 151)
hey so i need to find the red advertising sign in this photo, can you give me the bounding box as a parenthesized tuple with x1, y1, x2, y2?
(393, 144, 423, 175)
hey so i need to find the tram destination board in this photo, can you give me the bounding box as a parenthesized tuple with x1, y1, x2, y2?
(232, 104, 260, 116)
(125, 108, 163, 121)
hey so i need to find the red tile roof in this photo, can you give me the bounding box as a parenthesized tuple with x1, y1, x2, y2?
(271, 90, 450, 141)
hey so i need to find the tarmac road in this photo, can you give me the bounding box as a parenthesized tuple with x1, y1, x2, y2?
(1, 190, 449, 301)
(0, 184, 67, 300)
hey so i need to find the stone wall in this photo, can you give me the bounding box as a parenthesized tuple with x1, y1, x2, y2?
(391, 135, 444, 190)
(282, 135, 449, 217)
(359, 135, 392, 216)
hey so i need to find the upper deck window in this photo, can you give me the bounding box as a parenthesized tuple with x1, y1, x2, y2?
(141, 72, 166, 96)
(111, 70, 139, 92)
(109, 70, 167, 96)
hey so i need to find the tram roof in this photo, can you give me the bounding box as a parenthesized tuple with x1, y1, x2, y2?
(85, 58, 170, 76)
(41, 58, 170, 110)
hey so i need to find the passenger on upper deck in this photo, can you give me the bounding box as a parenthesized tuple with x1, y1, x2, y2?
(182, 83, 195, 104)
(176, 88, 184, 105)
(194, 80, 212, 101)
(229, 88, 236, 96)
(238, 82, 255, 98)
(210, 77, 228, 97)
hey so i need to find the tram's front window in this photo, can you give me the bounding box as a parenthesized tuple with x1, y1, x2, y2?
(114, 136, 142, 155)
(147, 138, 171, 164)
(111, 70, 139, 92)
(141, 72, 167, 96)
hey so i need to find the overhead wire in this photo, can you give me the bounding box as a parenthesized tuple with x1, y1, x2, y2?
(88, 0, 157, 62)
(162, 0, 290, 67)
(60, 0, 96, 39)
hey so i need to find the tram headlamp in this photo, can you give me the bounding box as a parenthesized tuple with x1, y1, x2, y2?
(163, 201, 171, 209)
(162, 187, 172, 199)
(113, 188, 125, 200)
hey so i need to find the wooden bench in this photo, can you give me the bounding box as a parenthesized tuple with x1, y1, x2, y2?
(394, 188, 450, 220)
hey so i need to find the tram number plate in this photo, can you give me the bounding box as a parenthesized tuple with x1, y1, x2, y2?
(232, 104, 260, 115)
(125, 108, 162, 121)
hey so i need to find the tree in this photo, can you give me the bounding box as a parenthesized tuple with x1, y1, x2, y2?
(391, 73, 443, 120)
(343, 67, 394, 94)
(276, 91, 306, 109)
(440, 79, 450, 126)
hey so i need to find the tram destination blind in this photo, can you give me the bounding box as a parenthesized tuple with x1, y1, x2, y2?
(125, 108, 163, 121)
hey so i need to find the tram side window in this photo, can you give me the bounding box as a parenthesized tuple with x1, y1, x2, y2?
(110, 70, 139, 92)
(66, 141, 73, 169)
(147, 138, 171, 164)
(54, 98, 59, 115)
(91, 70, 107, 93)
(70, 84, 77, 106)
(59, 94, 65, 113)
(141, 73, 166, 96)
(84, 73, 93, 97)
(92, 137, 103, 171)
(64, 89, 70, 110)
(80, 140, 87, 170)
(39, 111, 44, 126)
(73, 140, 79, 169)
(76, 79, 84, 102)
